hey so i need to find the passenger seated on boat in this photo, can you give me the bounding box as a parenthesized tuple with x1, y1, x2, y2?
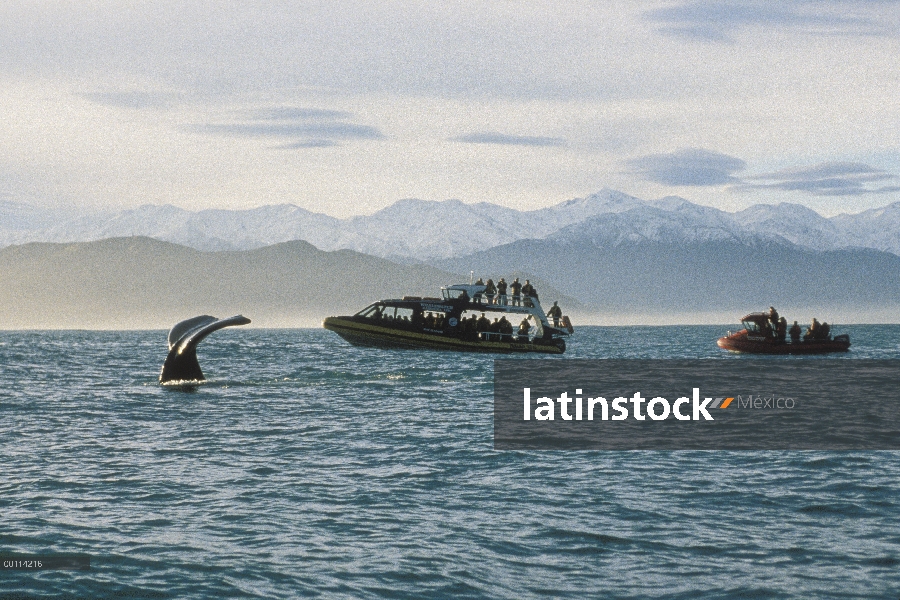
(510, 278, 522, 306)
(424, 312, 434, 329)
(435, 314, 445, 329)
(464, 315, 479, 340)
(476, 313, 491, 335)
(776, 316, 787, 342)
(474, 278, 485, 303)
(484, 279, 497, 305)
(804, 318, 820, 341)
(499, 316, 513, 338)
(497, 278, 508, 306)
(789, 320, 801, 343)
(547, 301, 562, 327)
(517, 318, 531, 342)
(818, 322, 831, 340)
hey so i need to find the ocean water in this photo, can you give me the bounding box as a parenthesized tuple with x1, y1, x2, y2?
(2, 325, 900, 599)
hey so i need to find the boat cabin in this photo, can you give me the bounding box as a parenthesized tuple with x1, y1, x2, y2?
(442, 284, 484, 301)
(740, 313, 774, 338)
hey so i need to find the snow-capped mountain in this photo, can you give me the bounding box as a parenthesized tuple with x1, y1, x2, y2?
(734, 203, 845, 251)
(3, 189, 900, 260)
(548, 202, 789, 248)
(831, 202, 900, 256)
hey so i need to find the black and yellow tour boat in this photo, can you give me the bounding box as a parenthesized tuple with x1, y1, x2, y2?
(323, 283, 573, 354)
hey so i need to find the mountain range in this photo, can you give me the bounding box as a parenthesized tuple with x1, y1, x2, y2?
(4, 189, 900, 260)
(3, 189, 900, 328)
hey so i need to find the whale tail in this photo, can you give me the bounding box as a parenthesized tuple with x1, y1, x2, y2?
(159, 314, 251, 384)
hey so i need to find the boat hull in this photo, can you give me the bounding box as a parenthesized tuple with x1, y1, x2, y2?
(717, 333, 850, 354)
(323, 317, 565, 354)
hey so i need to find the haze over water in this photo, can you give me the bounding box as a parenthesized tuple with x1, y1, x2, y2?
(2, 326, 900, 598)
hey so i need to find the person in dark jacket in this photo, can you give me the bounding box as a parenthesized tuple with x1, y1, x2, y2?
(496, 278, 508, 306)
(484, 279, 497, 305)
(789, 320, 802, 343)
(510, 278, 522, 306)
(776, 316, 787, 342)
(547, 301, 562, 327)
(517, 318, 531, 342)
(522, 280, 535, 307)
(499, 316, 513, 338)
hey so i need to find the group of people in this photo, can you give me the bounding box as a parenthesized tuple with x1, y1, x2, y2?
(473, 277, 538, 307)
(415, 310, 539, 342)
(456, 313, 530, 341)
(422, 312, 447, 330)
(763, 307, 832, 343)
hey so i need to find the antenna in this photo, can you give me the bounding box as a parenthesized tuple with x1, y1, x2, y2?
(470, 270, 474, 284)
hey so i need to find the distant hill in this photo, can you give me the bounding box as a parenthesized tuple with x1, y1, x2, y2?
(0, 237, 579, 329)
(0, 237, 454, 329)
(6, 189, 900, 260)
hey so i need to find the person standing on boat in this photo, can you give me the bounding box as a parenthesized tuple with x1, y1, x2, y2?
(768, 306, 779, 329)
(484, 279, 497, 305)
(510, 278, 522, 306)
(547, 301, 562, 327)
(522, 280, 535, 307)
(497, 278, 508, 306)
(789, 320, 802, 343)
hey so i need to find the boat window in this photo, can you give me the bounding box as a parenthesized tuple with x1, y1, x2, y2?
(355, 303, 382, 317)
(443, 288, 465, 300)
(743, 320, 761, 333)
(394, 307, 414, 323)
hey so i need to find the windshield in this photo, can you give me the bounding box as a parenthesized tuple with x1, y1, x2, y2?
(355, 303, 383, 317)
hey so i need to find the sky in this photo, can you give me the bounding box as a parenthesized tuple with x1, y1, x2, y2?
(1, 0, 899, 218)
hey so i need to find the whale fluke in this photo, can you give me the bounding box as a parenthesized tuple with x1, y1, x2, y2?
(159, 314, 251, 384)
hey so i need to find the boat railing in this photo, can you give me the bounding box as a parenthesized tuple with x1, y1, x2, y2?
(480, 331, 531, 343)
(470, 296, 541, 309)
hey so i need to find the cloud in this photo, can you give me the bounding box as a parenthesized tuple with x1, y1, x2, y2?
(247, 108, 352, 122)
(645, 1, 894, 43)
(744, 162, 900, 196)
(626, 148, 746, 186)
(452, 132, 566, 147)
(275, 140, 340, 149)
(81, 91, 181, 110)
(186, 107, 385, 147)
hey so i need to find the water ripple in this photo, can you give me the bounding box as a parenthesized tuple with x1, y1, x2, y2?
(1, 326, 899, 598)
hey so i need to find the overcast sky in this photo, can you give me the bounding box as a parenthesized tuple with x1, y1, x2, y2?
(2, 0, 899, 217)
